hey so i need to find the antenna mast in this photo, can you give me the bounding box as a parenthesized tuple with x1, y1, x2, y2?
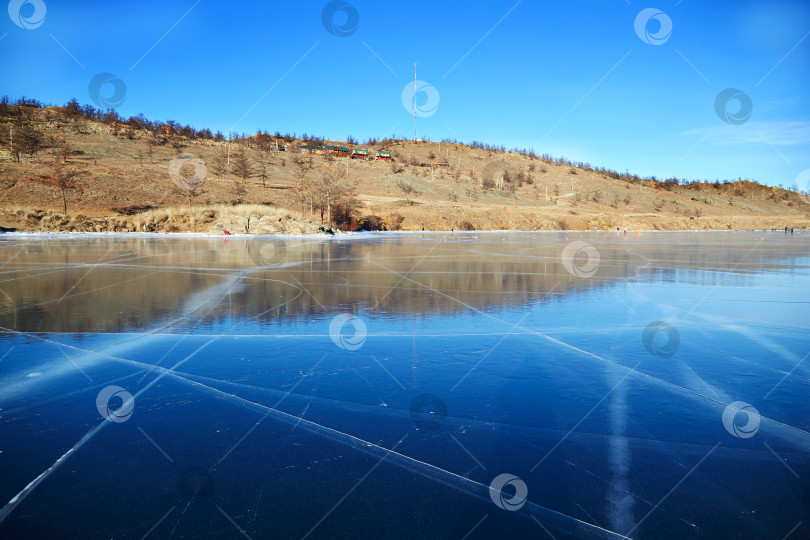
(413, 62, 417, 142)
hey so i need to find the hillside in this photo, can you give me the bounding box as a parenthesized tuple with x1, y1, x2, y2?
(1, 102, 808, 233)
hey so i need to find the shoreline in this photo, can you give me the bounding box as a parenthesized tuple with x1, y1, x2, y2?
(1, 227, 804, 238)
(2, 204, 807, 236)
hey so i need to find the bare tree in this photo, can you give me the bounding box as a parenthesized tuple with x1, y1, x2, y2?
(212, 151, 228, 176)
(57, 132, 72, 164)
(256, 158, 270, 189)
(312, 165, 355, 227)
(315, 168, 341, 226)
(292, 164, 312, 217)
(230, 152, 253, 204)
(175, 161, 206, 205)
(144, 132, 160, 160)
(254, 133, 273, 157)
(453, 166, 462, 184)
(395, 179, 419, 202)
(14, 123, 42, 159)
(29, 158, 85, 213)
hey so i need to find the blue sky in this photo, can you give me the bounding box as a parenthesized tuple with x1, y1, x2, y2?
(2, 0, 809, 187)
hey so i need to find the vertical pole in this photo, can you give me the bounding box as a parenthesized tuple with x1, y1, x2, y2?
(227, 143, 231, 165)
(414, 62, 417, 142)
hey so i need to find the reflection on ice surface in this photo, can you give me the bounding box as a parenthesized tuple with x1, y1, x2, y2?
(0, 231, 808, 539)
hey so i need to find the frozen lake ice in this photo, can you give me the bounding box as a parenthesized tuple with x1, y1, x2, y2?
(0, 231, 808, 539)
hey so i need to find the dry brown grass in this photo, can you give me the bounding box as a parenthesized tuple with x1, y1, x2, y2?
(0, 203, 312, 233)
(2, 107, 809, 232)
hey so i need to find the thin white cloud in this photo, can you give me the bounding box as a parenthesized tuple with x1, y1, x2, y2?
(679, 120, 810, 147)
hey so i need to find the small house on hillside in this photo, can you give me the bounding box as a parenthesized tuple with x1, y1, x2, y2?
(326, 145, 350, 158)
(299, 145, 325, 155)
(375, 151, 393, 161)
(351, 149, 369, 159)
(160, 126, 173, 135)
